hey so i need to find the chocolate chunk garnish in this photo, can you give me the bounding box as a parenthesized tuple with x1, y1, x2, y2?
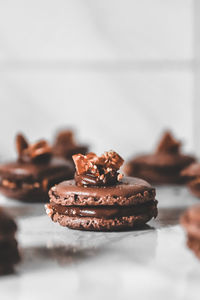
(16, 134, 52, 163)
(155, 131, 181, 154)
(73, 151, 124, 187)
(16, 134, 29, 156)
(54, 130, 76, 147)
(52, 129, 88, 160)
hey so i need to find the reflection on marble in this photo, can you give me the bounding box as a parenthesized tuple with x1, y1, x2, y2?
(0, 187, 200, 300)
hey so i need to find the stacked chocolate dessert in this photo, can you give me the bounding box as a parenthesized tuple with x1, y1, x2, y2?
(46, 151, 158, 231)
(124, 131, 195, 184)
(0, 134, 74, 202)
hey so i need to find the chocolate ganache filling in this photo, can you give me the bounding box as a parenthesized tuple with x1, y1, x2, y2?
(49, 200, 158, 219)
(72, 151, 124, 187)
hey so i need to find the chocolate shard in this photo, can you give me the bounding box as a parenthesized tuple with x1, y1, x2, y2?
(28, 140, 51, 161)
(155, 131, 181, 154)
(16, 134, 52, 164)
(16, 133, 29, 157)
(103, 151, 124, 170)
(54, 130, 76, 147)
(72, 151, 124, 187)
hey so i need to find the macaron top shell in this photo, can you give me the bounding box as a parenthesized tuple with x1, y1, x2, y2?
(130, 153, 195, 169)
(49, 176, 156, 206)
(0, 157, 74, 182)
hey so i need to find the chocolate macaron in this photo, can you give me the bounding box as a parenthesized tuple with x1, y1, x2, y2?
(46, 151, 158, 231)
(0, 134, 74, 202)
(52, 129, 88, 161)
(180, 205, 200, 259)
(124, 131, 195, 185)
(0, 207, 20, 275)
(181, 163, 200, 198)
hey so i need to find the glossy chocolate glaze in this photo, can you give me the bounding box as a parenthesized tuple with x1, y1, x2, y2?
(74, 172, 118, 187)
(53, 176, 154, 199)
(49, 200, 157, 219)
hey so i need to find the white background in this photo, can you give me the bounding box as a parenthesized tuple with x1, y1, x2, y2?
(0, 0, 197, 159)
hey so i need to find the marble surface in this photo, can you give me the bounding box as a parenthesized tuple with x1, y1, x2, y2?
(0, 186, 200, 300)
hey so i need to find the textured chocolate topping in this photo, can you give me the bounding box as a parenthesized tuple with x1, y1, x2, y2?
(156, 131, 181, 154)
(16, 133, 51, 163)
(73, 151, 124, 187)
(48, 200, 157, 219)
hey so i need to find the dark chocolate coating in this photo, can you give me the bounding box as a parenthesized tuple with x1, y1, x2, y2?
(0, 157, 75, 202)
